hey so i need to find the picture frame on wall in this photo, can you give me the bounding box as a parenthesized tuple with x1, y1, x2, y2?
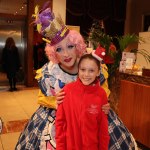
(119, 52, 136, 72)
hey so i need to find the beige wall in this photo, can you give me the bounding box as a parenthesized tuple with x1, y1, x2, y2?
(53, 0, 66, 23)
(136, 32, 150, 69)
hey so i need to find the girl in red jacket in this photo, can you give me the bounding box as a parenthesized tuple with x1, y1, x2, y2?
(56, 51, 110, 150)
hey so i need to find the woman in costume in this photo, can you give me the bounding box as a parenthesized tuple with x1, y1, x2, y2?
(16, 3, 137, 150)
(15, 4, 108, 150)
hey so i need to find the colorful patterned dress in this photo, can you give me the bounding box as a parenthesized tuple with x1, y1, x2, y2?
(15, 62, 137, 150)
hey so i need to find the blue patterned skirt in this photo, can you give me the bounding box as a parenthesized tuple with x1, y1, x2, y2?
(15, 107, 136, 150)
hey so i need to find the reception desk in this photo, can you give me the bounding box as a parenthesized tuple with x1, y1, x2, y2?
(118, 73, 150, 148)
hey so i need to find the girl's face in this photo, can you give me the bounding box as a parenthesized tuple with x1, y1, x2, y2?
(79, 58, 100, 85)
(55, 37, 78, 72)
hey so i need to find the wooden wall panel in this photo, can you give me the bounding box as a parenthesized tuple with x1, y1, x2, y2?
(118, 80, 150, 148)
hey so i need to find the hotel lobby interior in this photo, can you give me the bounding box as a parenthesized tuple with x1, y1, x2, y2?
(0, 0, 150, 149)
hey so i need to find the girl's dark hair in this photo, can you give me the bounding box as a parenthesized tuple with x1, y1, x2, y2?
(78, 53, 101, 69)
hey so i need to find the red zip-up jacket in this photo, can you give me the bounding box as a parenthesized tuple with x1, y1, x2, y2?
(56, 78, 110, 150)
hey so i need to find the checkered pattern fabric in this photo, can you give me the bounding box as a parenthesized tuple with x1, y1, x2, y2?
(108, 109, 135, 150)
(15, 103, 136, 149)
(15, 106, 54, 150)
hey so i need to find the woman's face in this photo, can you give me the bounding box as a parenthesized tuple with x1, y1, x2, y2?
(78, 58, 100, 85)
(55, 37, 78, 71)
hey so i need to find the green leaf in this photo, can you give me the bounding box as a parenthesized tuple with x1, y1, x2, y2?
(117, 34, 139, 51)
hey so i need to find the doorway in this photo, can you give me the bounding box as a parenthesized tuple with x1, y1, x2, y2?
(0, 19, 26, 89)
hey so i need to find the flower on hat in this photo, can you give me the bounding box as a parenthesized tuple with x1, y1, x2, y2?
(32, 2, 54, 34)
(38, 8, 54, 32)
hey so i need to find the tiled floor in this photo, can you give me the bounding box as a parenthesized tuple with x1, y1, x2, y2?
(0, 84, 39, 150)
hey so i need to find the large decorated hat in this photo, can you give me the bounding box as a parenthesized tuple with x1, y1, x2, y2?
(32, 1, 69, 46)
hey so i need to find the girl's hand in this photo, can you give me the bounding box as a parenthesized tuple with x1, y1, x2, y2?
(102, 103, 110, 114)
(56, 89, 65, 105)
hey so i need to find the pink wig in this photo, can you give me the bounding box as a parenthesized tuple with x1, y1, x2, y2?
(45, 30, 87, 63)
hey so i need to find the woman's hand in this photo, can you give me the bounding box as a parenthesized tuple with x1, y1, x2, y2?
(102, 103, 110, 114)
(56, 89, 65, 105)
